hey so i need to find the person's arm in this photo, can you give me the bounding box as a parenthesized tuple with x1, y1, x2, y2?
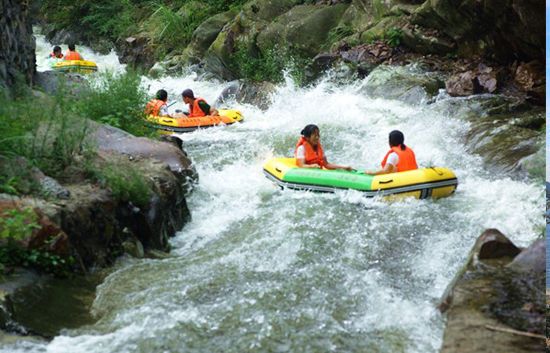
(365, 153, 397, 175)
(364, 163, 395, 175)
(296, 157, 320, 169)
(210, 107, 219, 116)
(325, 161, 353, 171)
(158, 105, 172, 118)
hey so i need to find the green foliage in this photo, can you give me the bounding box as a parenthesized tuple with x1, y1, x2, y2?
(40, 0, 141, 40)
(0, 83, 91, 178)
(385, 27, 402, 48)
(0, 207, 74, 276)
(81, 70, 152, 137)
(323, 26, 354, 50)
(230, 43, 310, 85)
(85, 161, 152, 207)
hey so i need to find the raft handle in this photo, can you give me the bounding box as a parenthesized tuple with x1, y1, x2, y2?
(379, 179, 394, 184)
(275, 168, 282, 173)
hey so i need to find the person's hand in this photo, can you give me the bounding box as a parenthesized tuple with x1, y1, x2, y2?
(343, 166, 353, 171)
(364, 170, 374, 175)
(309, 164, 320, 169)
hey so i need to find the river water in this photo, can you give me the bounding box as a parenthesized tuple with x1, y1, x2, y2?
(6, 30, 544, 353)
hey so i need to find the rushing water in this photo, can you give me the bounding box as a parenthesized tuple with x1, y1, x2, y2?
(4, 32, 544, 353)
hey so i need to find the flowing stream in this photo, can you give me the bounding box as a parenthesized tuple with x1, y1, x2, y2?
(5, 30, 544, 353)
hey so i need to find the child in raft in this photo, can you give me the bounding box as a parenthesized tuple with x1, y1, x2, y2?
(295, 124, 353, 171)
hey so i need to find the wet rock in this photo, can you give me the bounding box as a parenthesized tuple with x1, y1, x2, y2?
(401, 23, 456, 55)
(115, 36, 155, 71)
(360, 64, 444, 104)
(33, 70, 90, 97)
(304, 52, 340, 83)
(122, 235, 144, 258)
(473, 229, 520, 262)
(514, 60, 545, 105)
(439, 231, 545, 353)
(215, 80, 277, 111)
(445, 71, 480, 96)
(507, 238, 545, 274)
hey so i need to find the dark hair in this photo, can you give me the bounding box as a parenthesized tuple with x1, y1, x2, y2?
(389, 130, 406, 150)
(156, 89, 168, 101)
(68, 43, 76, 51)
(181, 89, 194, 99)
(301, 124, 319, 138)
(53, 46, 61, 53)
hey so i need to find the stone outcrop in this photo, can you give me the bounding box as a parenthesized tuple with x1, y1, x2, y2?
(411, 0, 544, 63)
(439, 230, 545, 353)
(0, 0, 35, 90)
(0, 122, 197, 271)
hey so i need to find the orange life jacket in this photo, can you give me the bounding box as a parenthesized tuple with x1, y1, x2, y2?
(295, 136, 325, 168)
(64, 50, 81, 61)
(188, 98, 208, 117)
(381, 145, 418, 172)
(144, 99, 167, 116)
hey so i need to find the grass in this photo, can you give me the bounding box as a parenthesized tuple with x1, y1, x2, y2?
(230, 42, 310, 85)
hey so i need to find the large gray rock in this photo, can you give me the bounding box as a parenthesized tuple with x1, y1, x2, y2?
(359, 64, 444, 104)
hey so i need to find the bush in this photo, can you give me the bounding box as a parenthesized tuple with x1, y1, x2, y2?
(230, 43, 310, 84)
(80, 70, 152, 137)
(0, 83, 91, 178)
(385, 27, 403, 48)
(0, 207, 74, 277)
(85, 161, 152, 207)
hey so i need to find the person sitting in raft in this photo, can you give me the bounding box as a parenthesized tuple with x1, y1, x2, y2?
(46, 46, 63, 59)
(144, 89, 174, 117)
(295, 124, 353, 170)
(364, 130, 418, 175)
(64, 43, 83, 61)
(181, 89, 219, 117)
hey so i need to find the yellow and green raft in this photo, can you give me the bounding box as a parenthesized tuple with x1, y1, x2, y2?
(52, 60, 98, 73)
(263, 158, 458, 199)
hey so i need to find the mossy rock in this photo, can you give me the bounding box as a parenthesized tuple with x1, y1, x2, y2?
(256, 4, 350, 58)
(185, 8, 240, 58)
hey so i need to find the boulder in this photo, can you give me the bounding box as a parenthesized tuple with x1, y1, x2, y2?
(115, 36, 156, 71)
(507, 238, 545, 275)
(439, 230, 545, 353)
(359, 64, 444, 104)
(33, 71, 90, 97)
(411, 0, 544, 63)
(215, 80, 277, 111)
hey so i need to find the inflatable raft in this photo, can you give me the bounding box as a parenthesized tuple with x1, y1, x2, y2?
(145, 109, 242, 133)
(52, 60, 98, 73)
(263, 157, 458, 199)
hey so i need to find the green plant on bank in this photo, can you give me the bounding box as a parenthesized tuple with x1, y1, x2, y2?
(230, 43, 310, 85)
(0, 207, 74, 276)
(85, 161, 152, 207)
(385, 27, 402, 48)
(0, 80, 91, 179)
(40, 0, 142, 40)
(81, 70, 153, 137)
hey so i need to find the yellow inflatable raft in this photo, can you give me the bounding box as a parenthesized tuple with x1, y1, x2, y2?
(53, 60, 98, 73)
(263, 157, 458, 199)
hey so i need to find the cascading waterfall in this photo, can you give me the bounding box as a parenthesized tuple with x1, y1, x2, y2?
(7, 30, 543, 353)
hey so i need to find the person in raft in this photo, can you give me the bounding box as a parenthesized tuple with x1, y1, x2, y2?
(64, 43, 83, 61)
(144, 89, 173, 117)
(364, 130, 418, 175)
(46, 46, 63, 59)
(181, 89, 219, 117)
(295, 124, 353, 170)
